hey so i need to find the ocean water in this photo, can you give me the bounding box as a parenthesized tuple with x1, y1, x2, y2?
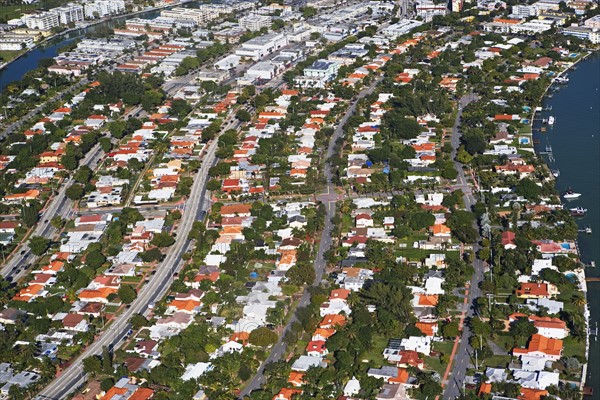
(535, 52, 600, 395)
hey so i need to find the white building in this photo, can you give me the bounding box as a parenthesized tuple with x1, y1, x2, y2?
(52, 4, 84, 25)
(415, 1, 448, 22)
(84, 0, 126, 19)
(235, 32, 288, 60)
(239, 13, 272, 32)
(23, 12, 60, 30)
(381, 19, 424, 38)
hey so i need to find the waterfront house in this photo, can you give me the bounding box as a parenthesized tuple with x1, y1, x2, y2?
(513, 334, 563, 361)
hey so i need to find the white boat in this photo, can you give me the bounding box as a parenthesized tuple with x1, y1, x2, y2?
(551, 169, 560, 178)
(548, 116, 555, 125)
(563, 190, 581, 199)
(570, 207, 587, 216)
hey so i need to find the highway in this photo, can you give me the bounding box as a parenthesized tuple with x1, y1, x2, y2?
(34, 111, 237, 400)
(442, 93, 485, 400)
(238, 77, 383, 399)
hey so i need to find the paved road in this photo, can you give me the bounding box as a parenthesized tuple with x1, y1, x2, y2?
(35, 113, 233, 400)
(1, 79, 89, 140)
(443, 93, 485, 400)
(1, 143, 104, 281)
(238, 77, 383, 399)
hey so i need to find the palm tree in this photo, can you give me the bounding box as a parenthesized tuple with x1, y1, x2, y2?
(572, 294, 586, 307)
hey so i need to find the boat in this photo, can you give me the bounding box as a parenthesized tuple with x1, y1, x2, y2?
(548, 116, 555, 125)
(551, 169, 560, 178)
(555, 76, 569, 84)
(563, 189, 581, 199)
(585, 227, 592, 234)
(570, 207, 587, 216)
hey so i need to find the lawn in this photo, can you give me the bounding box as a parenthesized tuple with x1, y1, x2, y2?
(358, 334, 388, 366)
(562, 336, 586, 360)
(482, 354, 511, 369)
(0, 50, 23, 63)
(0, 4, 39, 22)
(491, 333, 517, 352)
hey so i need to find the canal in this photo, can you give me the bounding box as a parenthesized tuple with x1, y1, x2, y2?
(0, 0, 202, 90)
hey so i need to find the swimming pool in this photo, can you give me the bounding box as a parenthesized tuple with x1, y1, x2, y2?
(519, 137, 531, 145)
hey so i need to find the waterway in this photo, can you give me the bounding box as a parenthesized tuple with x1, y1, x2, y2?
(534, 52, 600, 397)
(0, 0, 203, 90)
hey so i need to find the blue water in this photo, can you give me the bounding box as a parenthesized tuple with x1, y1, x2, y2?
(535, 52, 600, 396)
(0, 5, 170, 91)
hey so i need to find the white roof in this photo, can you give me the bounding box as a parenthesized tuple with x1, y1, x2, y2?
(291, 355, 326, 371)
(181, 362, 213, 381)
(343, 376, 361, 397)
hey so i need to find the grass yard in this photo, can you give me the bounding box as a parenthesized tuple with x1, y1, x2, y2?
(0, 4, 39, 22)
(491, 334, 517, 352)
(358, 334, 388, 366)
(482, 354, 511, 369)
(562, 336, 586, 360)
(0, 50, 23, 63)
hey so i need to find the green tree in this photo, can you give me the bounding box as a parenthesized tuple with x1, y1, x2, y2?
(74, 166, 93, 184)
(66, 184, 85, 200)
(151, 232, 175, 248)
(118, 285, 137, 304)
(130, 313, 149, 330)
(29, 236, 50, 256)
(248, 327, 278, 347)
(83, 355, 102, 376)
(86, 250, 106, 269)
(20, 203, 40, 227)
(236, 109, 252, 122)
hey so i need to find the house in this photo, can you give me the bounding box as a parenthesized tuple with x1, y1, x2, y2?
(367, 366, 410, 384)
(78, 287, 117, 303)
(319, 314, 346, 329)
(513, 370, 559, 390)
(62, 313, 89, 332)
(288, 372, 304, 387)
(415, 321, 438, 337)
(3, 189, 40, 203)
(516, 283, 557, 299)
(513, 334, 563, 361)
(0, 308, 25, 325)
(273, 388, 302, 400)
(306, 340, 328, 357)
(529, 316, 568, 339)
(291, 355, 326, 372)
(0, 371, 40, 395)
(485, 367, 508, 383)
(220, 203, 252, 217)
(502, 231, 517, 249)
(343, 376, 361, 397)
(430, 224, 451, 237)
(355, 213, 374, 228)
(401, 336, 431, 355)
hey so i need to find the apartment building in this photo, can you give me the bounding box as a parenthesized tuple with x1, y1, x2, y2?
(23, 12, 59, 30)
(53, 4, 84, 25)
(84, 0, 126, 19)
(239, 13, 272, 32)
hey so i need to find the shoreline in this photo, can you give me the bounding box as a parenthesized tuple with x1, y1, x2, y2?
(530, 50, 599, 392)
(0, 0, 194, 74)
